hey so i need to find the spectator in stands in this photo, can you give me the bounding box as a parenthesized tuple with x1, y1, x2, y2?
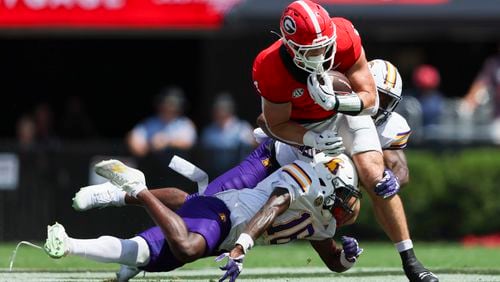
(201, 93, 255, 175)
(16, 114, 36, 151)
(60, 96, 96, 140)
(408, 64, 445, 133)
(34, 102, 59, 147)
(461, 44, 500, 143)
(127, 87, 197, 157)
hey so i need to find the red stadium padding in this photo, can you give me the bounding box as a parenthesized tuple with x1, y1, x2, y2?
(0, 0, 239, 29)
(317, 0, 448, 4)
(462, 233, 500, 248)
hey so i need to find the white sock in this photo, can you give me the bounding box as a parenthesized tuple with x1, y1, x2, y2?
(68, 236, 149, 266)
(395, 239, 413, 253)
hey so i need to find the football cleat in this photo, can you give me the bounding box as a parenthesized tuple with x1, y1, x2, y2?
(404, 258, 439, 282)
(44, 222, 69, 259)
(72, 182, 126, 211)
(94, 159, 147, 198)
(116, 264, 141, 282)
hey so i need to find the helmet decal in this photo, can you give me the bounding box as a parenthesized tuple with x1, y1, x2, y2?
(325, 158, 342, 175)
(296, 0, 322, 36)
(384, 61, 397, 89)
(283, 16, 297, 35)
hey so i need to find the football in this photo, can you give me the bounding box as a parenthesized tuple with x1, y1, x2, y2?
(328, 70, 352, 94)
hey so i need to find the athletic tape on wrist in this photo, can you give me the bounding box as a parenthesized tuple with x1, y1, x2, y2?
(340, 250, 356, 269)
(235, 233, 254, 254)
(336, 93, 363, 115)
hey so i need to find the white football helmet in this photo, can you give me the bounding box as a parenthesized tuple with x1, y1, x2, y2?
(312, 153, 361, 215)
(368, 59, 403, 126)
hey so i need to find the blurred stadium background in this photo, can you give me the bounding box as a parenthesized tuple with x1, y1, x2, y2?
(1, 0, 500, 280)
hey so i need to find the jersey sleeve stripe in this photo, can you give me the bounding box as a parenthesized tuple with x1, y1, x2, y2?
(388, 143, 408, 149)
(392, 136, 409, 144)
(282, 168, 307, 193)
(396, 130, 411, 137)
(391, 130, 411, 146)
(291, 163, 312, 185)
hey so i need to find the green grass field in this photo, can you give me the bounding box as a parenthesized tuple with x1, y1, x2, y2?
(1, 241, 500, 281)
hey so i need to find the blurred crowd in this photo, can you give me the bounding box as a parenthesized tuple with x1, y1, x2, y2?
(396, 45, 500, 145)
(15, 87, 256, 178)
(14, 46, 500, 177)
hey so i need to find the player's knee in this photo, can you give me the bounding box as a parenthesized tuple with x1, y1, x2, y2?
(352, 151, 384, 189)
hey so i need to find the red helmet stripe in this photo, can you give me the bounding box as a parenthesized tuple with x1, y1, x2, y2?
(297, 0, 322, 37)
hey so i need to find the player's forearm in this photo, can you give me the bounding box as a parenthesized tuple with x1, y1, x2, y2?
(266, 120, 308, 145)
(383, 150, 409, 186)
(240, 189, 290, 243)
(389, 164, 409, 186)
(357, 90, 376, 112)
(244, 193, 289, 240)
(311, 240, 350, 273)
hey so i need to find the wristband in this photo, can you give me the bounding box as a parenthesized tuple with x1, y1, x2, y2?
(340, 250, 356, 269)
(235, 233, 254, 254)
(336, 92, 363, 115)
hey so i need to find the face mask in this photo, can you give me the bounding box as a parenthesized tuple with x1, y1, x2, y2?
(304, 54, 325, 72)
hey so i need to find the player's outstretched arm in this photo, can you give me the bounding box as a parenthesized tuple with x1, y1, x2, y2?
(310, 236, 363, 273)
(383, 149, 409, 186)
(229, 187, 291, 259)
(217, 188, 291, 282)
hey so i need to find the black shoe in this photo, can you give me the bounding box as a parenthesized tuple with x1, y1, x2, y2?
(403, 258, 439, 282)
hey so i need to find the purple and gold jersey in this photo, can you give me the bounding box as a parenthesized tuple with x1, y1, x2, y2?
(215, 160, 336, 251)
(376, 112, 411, 150)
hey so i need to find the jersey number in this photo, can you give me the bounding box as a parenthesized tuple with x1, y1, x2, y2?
(266, 213, 314, 244)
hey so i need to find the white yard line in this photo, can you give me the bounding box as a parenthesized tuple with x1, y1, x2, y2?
(1, 268, 500, 282)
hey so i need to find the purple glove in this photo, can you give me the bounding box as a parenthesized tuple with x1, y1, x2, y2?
(374, 169, 400, 199)
(341, 236, 363, 262)
(215, 253, 244, 282)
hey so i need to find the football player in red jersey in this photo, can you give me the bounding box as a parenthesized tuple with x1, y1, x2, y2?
(252, 1, 438, 281)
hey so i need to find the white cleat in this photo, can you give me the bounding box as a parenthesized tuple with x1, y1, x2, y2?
(94, 159, 147, 198)
(72, 182, 126, 211)
(116, 264, 141, 282)
(44, 222, 69, 259)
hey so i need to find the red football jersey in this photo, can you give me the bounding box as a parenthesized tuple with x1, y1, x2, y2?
(253, 17, 362, 123)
